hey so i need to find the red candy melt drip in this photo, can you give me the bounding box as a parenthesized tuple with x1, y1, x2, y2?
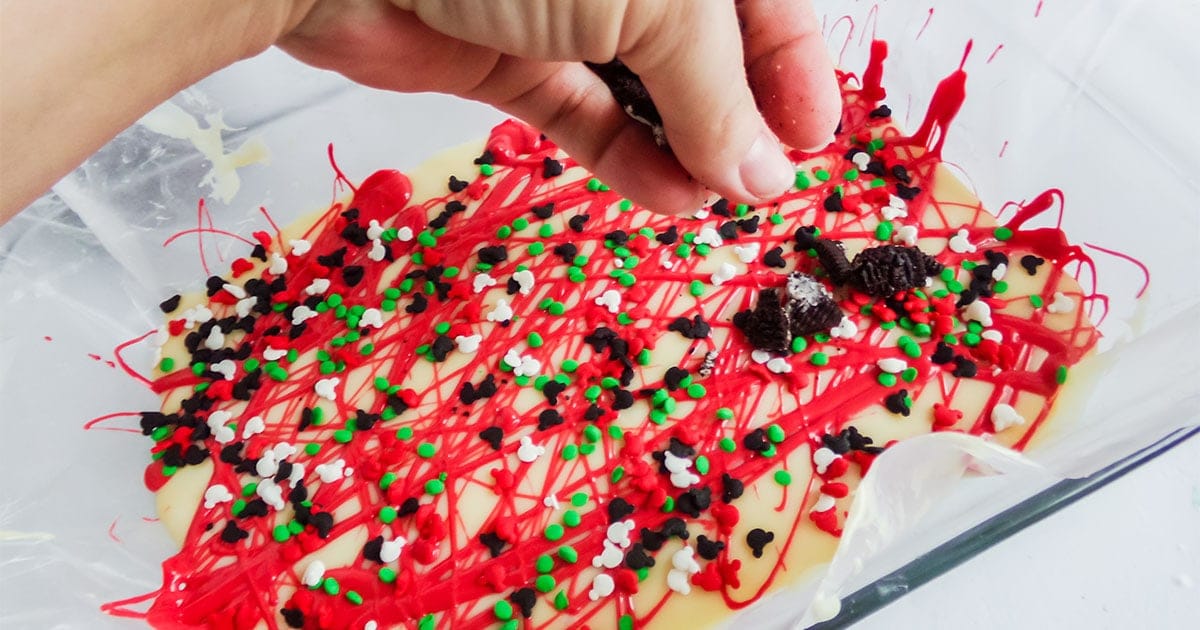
(110, 41, 1126, 630)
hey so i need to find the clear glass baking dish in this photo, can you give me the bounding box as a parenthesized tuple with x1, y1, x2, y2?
(1, 0, 1197, 628)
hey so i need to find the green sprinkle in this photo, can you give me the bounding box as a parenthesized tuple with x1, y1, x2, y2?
(571, 491, 589, 507)
(903, 342, 923, 359)
(791, 336, 809, 353)
(963, 332, 982, 346)
(994, 226, 1014, 241)
(323, 577, 340, 596)
(305, 443, 321, 456)
(1056, 365, 1069, 384)
(563, 509, 581, 527)
(333, 429, 353, 444)
(686, 383, 707, 399)
(416, 442, 436, 458)
(766, 424, 786, 443)
(875, 221, 894, 241)
(901, 367, 919, 383)
(844, 169, 859, 181)
(914, 323, 932, 337)
(496, 225, 512, 239)
(735, 203, 751, 217)
(695, 244, 711, 257)
(535, 575, 557, 593)
(689, 279, 705, 297)
(695, 455, 710, 475)
(538, 224, 554, 238)
(675, 244, 691, 258)
(636, 348, 652, 366)
(611, 466, 625, 483)
(586, 177, 602, 192)
(158, 357, 175, 372)
(649, 409, 667, 425)
(577, 443, 595, 457)
(418, 614, 436, 630)
(1030, 294, 1045, 308)
(716, 407, 735, 421)
(584, 385, 602, 401)
(769, 213, 785, 226)
(719, 437, 737, 452)
(536, 554, 555, 573)
(191, 362, 205, 376)
(544, 523, 564, 541)
(618, 312, 635, 326)
(379, 506, 398, 523)
(480, 163, 495, 176)
(379, 472, 397, 490)
(494, 599, 514, 621)
(525, 332, 543, 348)
(619, 199, 634, 211)
(814, 168, 831, 182)
(561, 444, 579, 461)
(396, 426, 414, 440)
(561, 359, 579, 373)
(559, 545, 578, 563)
(810, 352, 830, 366)
(619, 614, 634, 630)
(662, 496, 675, 512)
(346, 591, 363, 606)
(423, 478, 444, 496)
(272, 525, 290, 543)
(878, 372, 898, 387)
(795, 171, 811, 190)
(762, 443, 777, 458)
(868, 137, 886, 152)
(243, 358, 260, 372)
(378, 567, 397, 583)
(527, 242, 545, 256)
(774, 470, 793, 486)
(608, 425, 624, 440)
(548, 302, 566, 316)
(554, 590, 570, 611)
(993, 280, 1009, 293)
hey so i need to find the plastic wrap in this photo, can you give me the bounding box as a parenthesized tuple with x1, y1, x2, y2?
(1, 1, 1198, 628)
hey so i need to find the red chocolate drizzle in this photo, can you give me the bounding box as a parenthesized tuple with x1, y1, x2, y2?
(103, 41, 1137, 630)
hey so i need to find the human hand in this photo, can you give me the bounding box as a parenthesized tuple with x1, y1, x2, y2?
(280, 0, 840, 214)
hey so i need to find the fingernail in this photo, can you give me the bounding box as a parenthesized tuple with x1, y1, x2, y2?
(739, 130, 794, 199)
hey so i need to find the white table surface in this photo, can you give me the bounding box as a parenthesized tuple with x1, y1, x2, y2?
(857, 433, 1200, 629)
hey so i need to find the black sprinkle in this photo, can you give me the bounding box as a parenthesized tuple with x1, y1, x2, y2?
(316, 247, 346, 269)
(584, 404, 604, 421)
(605, 229, 629, 246)
(159, 294, 182, 313)
(340, 222, 369, 246)
(251, 244, 268, 261)
(763, 247, 787, 268)
(746, 528, 775, 558)
(220, 520, 249, 543)
(406, 293, 428, 314)
(869, 104, 893, 118)
(1020, 254, 1045, 276)
(696, 535, 726, 560)
(896, 183, 922, 200)
(429, 334, 455, 362)
(607, 497, 635, 523)
(823, 192, 844, 213)
(984, 250, 1009, 268)
(542, 380, 567, 405)
(884, 389, 911, 416)
(542, 157, 564, 178)
(478, 245, 508, 265)
(952, 356, 978, 378)
(794, 225, 821, 249)
(537, 409, 564, 431)
(363, 535, 384, 562)
(448, 176, 469, 192)
(239, 499, 268, 519)
(743, 428, 770, 453)
(718, 221, 739, 240)
(930, 342, 955, 365)
(737, 215, 761, 234)
(659, 517, 690, 539)
(891, 164, 912, 185)
(625, 544, 656, 570)
(640, 528, 667, 551)
(479, 532, 507, 557)
(667, 315, 711, 340)
(568, 214, 590, 233)
(663, 367, 689, 390)
(339, 265, 365, 288)
(511, 588, 537, 618)
(675, 487, 712, 518)
(710, 198, 731, 217)
(721, 473, 745, 503)
(311, 512, 334, 539)
(612, 388, 635, 410)
(281, 608, 305, 628)
(655, 225, 679, 245)
(531, 202, 556, 219)
(552, 242, 578, 264)
(479, 426, 504, 450)
(473, 150, 495, 165)
(666, 437, 696, 459)
(341, 208, 360, 221)
(397, 497, 420, 517)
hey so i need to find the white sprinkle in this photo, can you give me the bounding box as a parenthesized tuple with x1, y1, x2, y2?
(262, 346, 287, 361)
(291, 305, 318, 325)
(766, 357, 793, 374)
(543, 495, 561, 510)
(288, 462, 306, 484)
(503, 348, 524, 369)
(517, 436, 546, 463)
(512, 269, 535, 295)
(208, 410, 232, 425)
(733, 243, 761, 264)
(812, 494, 837, 513)
(255, 451, 280, 478)
(750, 349, 772, 365)
(711, 262, 738, 287)
(211, 424, 235, 444)
(963, 300, 993, 327)
(659, 249, 676, 270)
(589, 573, 615, 601)
(516, 356, 541, 377)
(203, 485, 233, 509)
(206, 410, 235, 445)
(991, 404, 1026, 432)
(667, 569, 693, 595)
(210, 359, 236, 381)
(613, 258, 624, 269)
(314, 377, 339, 401)
(184, 305, 214, 328)
(813, 447, 838, 475)
(881, 195, 908, 221)
(364, 622, 379, 630)
(829, 316, 859, 339)
(1047, 291, 1076, 314)
(473, 273, 497, 294)
(395, 226, 414, 242)
(204, 326, 225, 350)
(301, 560, 326, 587)
(992, 263, 1008, 280)
(692, 208, 710, 220)
(851, 151, 871, 171)
(893, 224, 919, 246)
(315, 459, 346, 483)
(256, 478, 285, 510)
(379, 537, 407, 563)
(455, 334, 482, 354)
(667, 457, 700, 488)
(222, 283, 247, 299)
(368, 239, 387, 262)
(981, 330, 1004, 343)
(486, 299, 513, 323)
(594, 289, 622, 314)
(876, 358, 908, 374)
(235, 296, 258, 318)
(271, 442, 297, 460)
(606, 520, 635, 549)
(593, 540, 624, 569)
(672, 546, 701, 574)
(366, 220, 384, 240)
(305, 278, 331, 296)
(948, 228, 977, 254)
(269, 254, 289, 275)
(359, 308, 384, 329)
(694, 227, 723, 248)
(289, 239, 312, 256)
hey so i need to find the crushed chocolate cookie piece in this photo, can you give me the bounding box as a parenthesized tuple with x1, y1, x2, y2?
(785, 272, 844, 338)
(585, 59, 667, 148)
(849, 245, 943, 296)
